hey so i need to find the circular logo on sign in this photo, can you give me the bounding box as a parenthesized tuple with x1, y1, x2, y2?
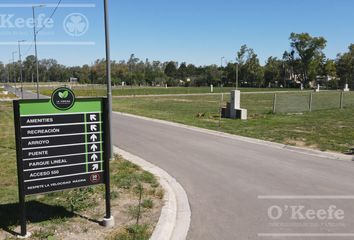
(63, 13, 89, 37)
(51, 87, 75, 110)
(90, 173, 101, 184)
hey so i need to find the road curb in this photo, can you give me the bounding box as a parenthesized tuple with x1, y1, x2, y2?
(114, 112, 353, 162)
(113, 147, 191, 240)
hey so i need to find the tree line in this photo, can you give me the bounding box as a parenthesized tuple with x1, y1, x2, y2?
(1, 32, 353, 89)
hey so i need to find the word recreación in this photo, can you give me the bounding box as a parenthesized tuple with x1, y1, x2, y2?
(19, 112, 105, 195)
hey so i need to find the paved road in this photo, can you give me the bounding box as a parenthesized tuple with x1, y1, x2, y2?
(112, 113, 354, 240)
(4, 84, 49, 99)
(8, 87, 354, 239)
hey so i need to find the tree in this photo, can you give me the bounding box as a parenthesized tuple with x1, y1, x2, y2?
(23, 55, 36, 82)
(244, 52, 263, 87)
(336, 44, 354, 89)
(164, 61, 177, 78)
(177, 62, 188, 80)
(235, 45, 263, 87)
(264, 57, 282, 87)
(289, 32, 327, 85)
(0, 62, 5, 82)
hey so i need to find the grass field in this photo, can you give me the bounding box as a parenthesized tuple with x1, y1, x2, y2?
(0, 88, 16, 99)
(28, 85, 298, 97)
(275, 91, 354, 112)
(0, 102, 163, 240)
(112, 93, 354, 153)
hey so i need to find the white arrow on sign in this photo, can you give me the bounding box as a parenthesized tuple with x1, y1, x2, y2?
(91, 154, 98, 161)
(90, 134, 98, 141)
(92, 164, 99, 171)
(90, 144, 98, 151)
(90, 125, 97, 131)
(90, 114, 97, 121)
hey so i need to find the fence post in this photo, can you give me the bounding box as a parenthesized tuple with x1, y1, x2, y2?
(340, 91, 344, 109)
(272, 93, 277, 114)
(219, 93, 224, 128)
(309, 92, 313, 112)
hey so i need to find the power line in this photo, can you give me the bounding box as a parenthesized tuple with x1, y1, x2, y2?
(22, 43, 34, 57)
(36, 0, 62, 34)
(21, 0, 62, 58)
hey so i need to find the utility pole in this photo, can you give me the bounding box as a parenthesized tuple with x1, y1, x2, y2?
(12, 51, 17, 90)
(220, 57, 224, 87)
(235, 62, 239, 90)
(7, 60, 11, 83)
(18, 40, 25, 99)
(32, 5, 45, 99)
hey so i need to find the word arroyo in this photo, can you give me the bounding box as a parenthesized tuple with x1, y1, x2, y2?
(268, 205, 345, 221)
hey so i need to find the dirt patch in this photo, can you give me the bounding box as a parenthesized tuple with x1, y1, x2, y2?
(285, 139, 307, 147)
(170, 98, 193, 102)
(1, 156, 164, 240)
(285, 138, 318, 149)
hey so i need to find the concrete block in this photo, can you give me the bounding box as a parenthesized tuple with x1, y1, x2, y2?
(344, 84, 350, 92)
(230, 90, 241, 109)
(236, 108, 247, 120)
(102, 216, 115, 228)
(229, 108, 247, 120)
(221, 107, 229, 118)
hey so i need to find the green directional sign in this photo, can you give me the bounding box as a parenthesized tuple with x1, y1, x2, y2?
(13, 88, 112, 237)
(14, 96, 109, 195)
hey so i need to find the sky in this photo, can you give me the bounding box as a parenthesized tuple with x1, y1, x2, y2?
(0, 0, 354, 67)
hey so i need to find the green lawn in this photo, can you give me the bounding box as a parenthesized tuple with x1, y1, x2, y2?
(112, 93, 354, 153)
(0, 88, 16, 99)
(0, 102, 162, 240)
(33, 85, 298, 97)
(275, 91, 354, 112)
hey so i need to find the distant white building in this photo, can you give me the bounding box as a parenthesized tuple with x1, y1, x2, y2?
(316, 75, 336, 82)
(70, 77, 78, 83)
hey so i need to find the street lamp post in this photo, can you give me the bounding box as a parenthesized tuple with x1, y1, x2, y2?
(18, 40, 26, 99)
(220, 57, 224, 87)
(32, 5, 45, 99)
(7, 60, 11, 84)
(235, 62, 239, 90)
(12, 51, 17, 90)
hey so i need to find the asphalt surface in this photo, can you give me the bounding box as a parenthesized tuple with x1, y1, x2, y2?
(4, 84, 49, 99)
(7, 86, 354, 239)
(112, 113, 354, 240)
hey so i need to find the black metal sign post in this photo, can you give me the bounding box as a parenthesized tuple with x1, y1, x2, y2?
(13, 100, 27, 237)
(13, 95, 112, 237)
(103, 98, 113, 225)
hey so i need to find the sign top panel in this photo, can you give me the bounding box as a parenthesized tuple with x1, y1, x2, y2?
(19, 98, 102, 116)
(14, 95, 107, 196)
